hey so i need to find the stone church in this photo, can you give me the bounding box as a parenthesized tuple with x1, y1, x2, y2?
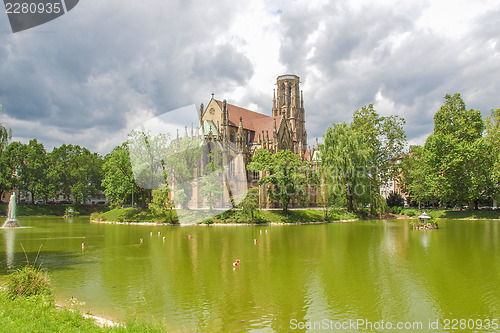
(199, 74, 309, 163)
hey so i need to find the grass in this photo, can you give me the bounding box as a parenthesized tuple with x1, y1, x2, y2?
(0, 264, 165, 332)
(91, 207, 168, 223)
(399, 208, 500, 220)
(93, 206, 357, 224)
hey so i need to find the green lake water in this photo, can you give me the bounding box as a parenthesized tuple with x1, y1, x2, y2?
(1, 217, 499, 332)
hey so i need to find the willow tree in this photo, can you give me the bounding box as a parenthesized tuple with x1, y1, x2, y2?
(321, 122, 370, 212)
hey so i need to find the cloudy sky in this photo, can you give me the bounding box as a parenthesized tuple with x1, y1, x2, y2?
(1, 0, 500, 154)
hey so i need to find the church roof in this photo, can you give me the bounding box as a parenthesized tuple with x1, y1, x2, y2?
(215, 100, 282, 141)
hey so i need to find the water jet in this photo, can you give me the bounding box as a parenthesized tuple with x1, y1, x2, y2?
(2, 192, 20, 228)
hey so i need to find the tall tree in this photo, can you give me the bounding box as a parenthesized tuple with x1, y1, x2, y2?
(424, 93, 490, 208)
(398, 145, 432, 208)
(321, 122, 371, 212)
(20, 139, 48, 203)
(102, 143, 146, 207)
(486, 108, 500, 204)
(350, 104, 406, 213)
(247, 149, 309, 213)
(0, 111, 12, 199)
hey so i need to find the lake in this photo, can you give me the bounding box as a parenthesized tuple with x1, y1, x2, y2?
(1, 217, 499, 332)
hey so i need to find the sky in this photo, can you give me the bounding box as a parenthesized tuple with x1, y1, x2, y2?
(1, 0, 500, 155)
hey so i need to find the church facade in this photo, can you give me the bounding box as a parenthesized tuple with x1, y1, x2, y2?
(199, 74, 308, 162)
(196, 74, 319, 208)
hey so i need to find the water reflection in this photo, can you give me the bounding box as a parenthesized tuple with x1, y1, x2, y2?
(4, 228, 15, 269)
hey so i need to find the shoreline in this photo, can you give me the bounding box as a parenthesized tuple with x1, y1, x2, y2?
(89, 218, 360, 225)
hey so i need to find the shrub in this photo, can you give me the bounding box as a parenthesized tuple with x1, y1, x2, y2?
(5, 265, 52, 300)
(391, 206, 403, 214)
(386, 192, 405, 207)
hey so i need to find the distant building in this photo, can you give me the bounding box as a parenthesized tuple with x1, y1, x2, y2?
(380, 155, 408, 203)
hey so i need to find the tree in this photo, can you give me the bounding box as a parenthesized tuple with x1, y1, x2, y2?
(149, 188, 175, 223)
(247, 149, 309, 213)
(18, 139, 48, 203)
(102, 143, 147, 207)
(47, 144, 104, 203)
(0, 111, 12, 200)
(386, 192, 405, 207)
(240, 187, 259, 222)
(199, 148, 225, 211)
(398, 145, 432, 208)
(321, 122, 371, 212)
(350, 104, 407, 214)
(486, 108, 500, 204)
(425, 93, 490, 208)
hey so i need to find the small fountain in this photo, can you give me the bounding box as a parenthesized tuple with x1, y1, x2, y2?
(2, 192, 20, 228)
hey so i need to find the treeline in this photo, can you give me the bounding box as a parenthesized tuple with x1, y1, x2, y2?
(398, 94, 500, 209)
(319, 93, 499, 213)
(0, 139, 104, 204)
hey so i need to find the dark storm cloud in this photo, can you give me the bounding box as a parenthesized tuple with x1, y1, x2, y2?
(275, 1, 500, 146)
(192, 44, 254, 91)
(0, 0, 254, 153)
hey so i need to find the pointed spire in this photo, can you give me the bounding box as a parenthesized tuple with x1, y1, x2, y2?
(199, 103, 204, 121)
(273, 89, 276, 109)
(191, 122, 194, 138)
(301, 90, 304, 109)
(315, 137, 319, 150)
(184, 125, 188, 137)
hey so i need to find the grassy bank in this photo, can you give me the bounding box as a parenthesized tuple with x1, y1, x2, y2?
(395, 208, 500, 220)
(91, 206, 500, 224)
(0, 283, 163, 332)
(0, 203, 110, 217)
(91, 207, 358, 224)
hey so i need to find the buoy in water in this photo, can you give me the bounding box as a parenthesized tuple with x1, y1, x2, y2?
(254, 239, 258, 244)
(140, 238, 143, 244)
(162, 237, 166, 242)
(82, 243, 85, 249)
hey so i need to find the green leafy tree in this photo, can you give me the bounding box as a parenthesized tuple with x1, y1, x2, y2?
(247, 149, 309, 213)
(164, 134, 204, 209)
(17, 139, 48, 203)
(240, 187, 259, 222)
(0, 111, 12, 200)
(321, 122, 371, 212)
(350, 104, 407, 214)
(47, 144, 104, 203)
(398, 145, 432, 208)
(425, 93, 491, 208)
(2, 142, 26, 196)
(149, 188, 175, 222)
(386, 192, 405, 207)
(102, 143, 147, 207)
(199, 148, 225, 211)
(486, 108, 500, 205)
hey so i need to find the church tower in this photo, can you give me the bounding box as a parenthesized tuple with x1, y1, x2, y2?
(272, 74, 307, 155)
